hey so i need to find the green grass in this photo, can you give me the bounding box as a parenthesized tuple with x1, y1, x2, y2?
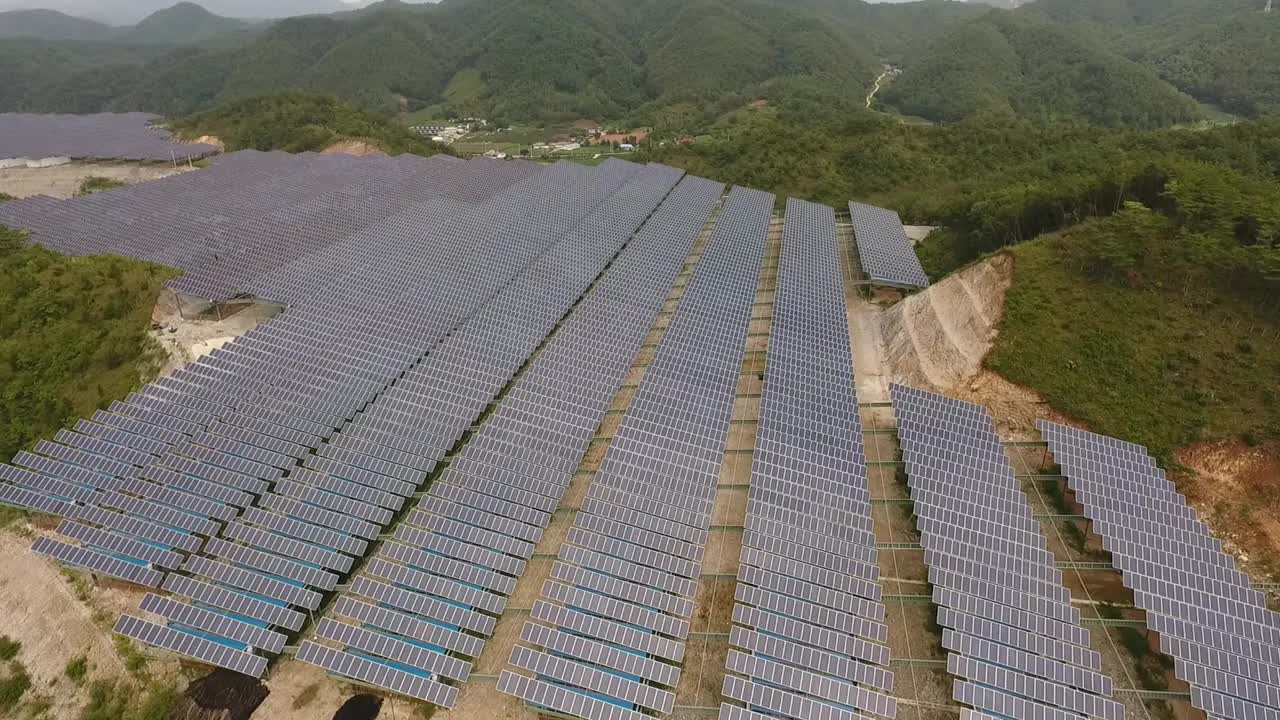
(0, 507, 23, 532)
(0, 193, 13, 203)
(76, 177, 127, 196)
(112, 637, 148, 678)
(988, 234, 1280, 462)
(79, 680, 179, 720)
(443, 68, 486, 108)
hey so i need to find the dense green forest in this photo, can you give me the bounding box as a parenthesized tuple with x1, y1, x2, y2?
(0, 226, 176, 463)
(0, 0, 1275, 126)
(171, 94, 452, 155)
(1024, 0, 1280, 116)
(880, 11, 1201, 127)
(646, 106, 1280, 274)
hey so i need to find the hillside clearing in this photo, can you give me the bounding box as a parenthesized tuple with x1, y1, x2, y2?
(0, 162, 191, 200)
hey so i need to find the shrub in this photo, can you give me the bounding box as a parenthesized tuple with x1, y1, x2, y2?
(77, 177, 127, 196)
(0, 663, 31, 710)
(0, 637, 19, 661)
(65, 655, 88, 684)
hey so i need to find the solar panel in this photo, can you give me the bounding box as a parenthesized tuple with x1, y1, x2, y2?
(114, 615, 267, 677)
(32, 536, 162, 587)
(296, 642, 458, 707)
(162, 574, 305, 631)
(497, 671, 648, 720)
(1041, 419, 1280, 720)
(847, 202, 928, 288)
(139, 593, 286, 654)
(893, 386, 1121, 720)
(0, 113, 218, 162)
(315, 619, 472, 683)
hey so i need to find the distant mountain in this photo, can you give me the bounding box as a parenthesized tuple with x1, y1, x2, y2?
(881, 11, 1202, 128)
(0, 0, 1225, 130)
(0, 0, 349, 24)
(0, 8, 113, 40)
(114, 2, 253, 45)
(1, 0, 986, 123)
(1021, 0, 1280, 116)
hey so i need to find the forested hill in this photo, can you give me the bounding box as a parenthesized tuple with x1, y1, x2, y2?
(1021, 0, 1280, 117)
(0, 0, 986, 124)
(881, 11, 1202, 128)
(1, 0, 1272, 127)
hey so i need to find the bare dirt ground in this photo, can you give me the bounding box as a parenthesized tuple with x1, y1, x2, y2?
(251, 659, 351, 720)
(0, 161, 193, 199)
(1176, 440, 1280, 584)
(150, 296, 282, 376)
(187, 135, 226, 151)
(0, 530, 156, 718)
(321, 140, 386, 157)
(872, 253, 1065, 439)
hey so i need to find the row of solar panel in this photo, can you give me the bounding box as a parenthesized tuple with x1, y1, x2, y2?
(4, 160, 648, 675)
(497, 184, 774, 718)
(6, 152, 545, 296)
(848, 201, 929, 290)
(0, 112, 218, 162)
(892, 385, 1125, 720)
(719, 198, 897, 720)
(1041, 421, 1280, 720)
(291, 168, 709, 701)
(109, 161, 670, 675)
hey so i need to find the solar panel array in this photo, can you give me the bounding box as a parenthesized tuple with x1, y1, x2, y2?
(1, 155, 698, 675)
(498, 185, 773, 719)
(293, 171, 728, 703)
(892, 385, 1125, 720)
(1041, 421, 1280, 720)
(104, 160, 677, 674)
(0, 113, 218, 162)
(0, 151, 527, 304)
(720, 199, 896, 720)
(847, 202, 929, 289)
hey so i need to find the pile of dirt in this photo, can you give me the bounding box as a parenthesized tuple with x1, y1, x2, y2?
(333, 694, 382, 720)
(0, 533, 137, 719)
(321, 140, 386, 157)
(188, 135, 225, 151)
(878, 253, 1011, 389)
(872, 254, 1062, 439)
(175, 669, 269, 720)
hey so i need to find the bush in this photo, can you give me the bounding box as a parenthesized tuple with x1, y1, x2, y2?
(65, 655, 88, 684)
(0, 662, 31, 710)
(0, 637, 19, 661)
(172, 93, 454, 157)
(79, 680, 178, 720)
(77, 177, 127, 196)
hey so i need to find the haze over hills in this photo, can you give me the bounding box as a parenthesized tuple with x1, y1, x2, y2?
(0, 0, 354, 24)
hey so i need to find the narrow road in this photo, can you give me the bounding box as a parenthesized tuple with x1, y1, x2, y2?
(866, 70, 890, 109)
